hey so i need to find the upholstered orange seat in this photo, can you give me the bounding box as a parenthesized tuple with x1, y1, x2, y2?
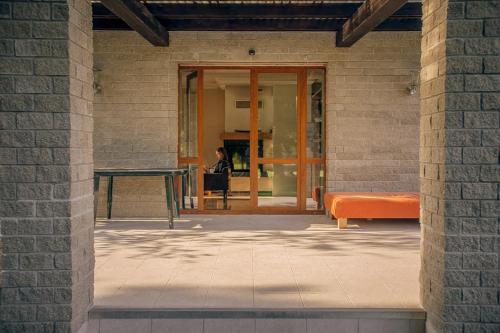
(323, 192, 420, 227)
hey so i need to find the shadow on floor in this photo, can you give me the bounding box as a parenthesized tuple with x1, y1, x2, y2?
(94, 215, 420, 260)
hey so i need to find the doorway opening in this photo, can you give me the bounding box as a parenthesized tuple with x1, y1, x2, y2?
(178, 66, 326, 214)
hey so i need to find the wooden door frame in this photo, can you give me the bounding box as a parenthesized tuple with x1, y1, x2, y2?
(178, 65, 326, 214)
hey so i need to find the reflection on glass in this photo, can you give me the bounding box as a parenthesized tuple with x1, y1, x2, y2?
(306, 163, 325, 210)
(258, 164, 297, 207)
(307, 69, 325, 158)
(178, 163, 198, 210)
(180, 70, 198, 157)
(258, 73, 297, 158)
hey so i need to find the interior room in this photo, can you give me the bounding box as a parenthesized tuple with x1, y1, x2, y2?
(180, 68, 326, 211)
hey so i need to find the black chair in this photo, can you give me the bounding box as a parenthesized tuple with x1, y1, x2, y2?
(204, 169, 229, 209)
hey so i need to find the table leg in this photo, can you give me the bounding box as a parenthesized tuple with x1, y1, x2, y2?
(165, 176, 174, 229)
(173, 176, 179, 218)
(169, 176, 177, 226)
(93, 176, 100, 226)
(181, 173, 186, 210)
(106, 176, 113, 220)
(223, 190, 228, 210)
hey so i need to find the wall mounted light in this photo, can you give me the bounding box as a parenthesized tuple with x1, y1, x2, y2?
(407, 70, 419, 95)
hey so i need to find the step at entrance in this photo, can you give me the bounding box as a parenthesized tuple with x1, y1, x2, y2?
(85, 308, 425, 333)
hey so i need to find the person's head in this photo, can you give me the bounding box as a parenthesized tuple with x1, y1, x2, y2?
(216, 147, 228, 161)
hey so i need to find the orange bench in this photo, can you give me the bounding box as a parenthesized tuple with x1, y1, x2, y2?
(324, 192, 420, 228)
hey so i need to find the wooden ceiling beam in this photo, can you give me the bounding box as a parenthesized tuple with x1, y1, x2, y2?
(336, 0, 408, 47)
(100, 0, 169, 46)
(94, 3, 362, 18)
(94, 3, 421, 20)
(93, 17, 421, 32)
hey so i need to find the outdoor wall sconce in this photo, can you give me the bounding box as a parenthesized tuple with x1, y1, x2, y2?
(93, 66, 103, 95)
(407, 70, 419, 95)
(248, 48, 256, 56)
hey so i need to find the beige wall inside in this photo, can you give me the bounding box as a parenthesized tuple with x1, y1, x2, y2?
(224, 86, 251, 132)
(203, 88, 225, 167)
(93, 31, 420, 217)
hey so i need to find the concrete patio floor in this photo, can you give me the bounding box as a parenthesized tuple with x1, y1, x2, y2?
(94, 215, 421, 310)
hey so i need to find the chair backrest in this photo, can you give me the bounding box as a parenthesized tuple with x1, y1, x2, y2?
(204, 172, 229, 191)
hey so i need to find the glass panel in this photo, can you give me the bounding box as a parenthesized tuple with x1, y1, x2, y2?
(179, 70, 198, 157)
(203, 69, 251, 211)
(258, 164, 297, 207)
(307, 69, 326, 158)
(178, 163, 199, 210)
(306, 163, 325, 210)
(258, 73, 298, 158)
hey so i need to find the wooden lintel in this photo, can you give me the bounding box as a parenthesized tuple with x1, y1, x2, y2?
(100, 0, 169, 46)
(93, 2, 421, 32)
(93, 3, 422, 20)
(336, 0, 408, 47)
(93, 17, 421, 32)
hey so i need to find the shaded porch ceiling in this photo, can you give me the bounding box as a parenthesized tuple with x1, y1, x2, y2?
(92, 0, 421, 32)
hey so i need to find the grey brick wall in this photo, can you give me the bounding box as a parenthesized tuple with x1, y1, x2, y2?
(420, 1, 500, 332)
(93, 31, 420, 217)
(0, 1, 94, 332)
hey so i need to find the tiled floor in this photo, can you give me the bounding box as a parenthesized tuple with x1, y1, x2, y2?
(88, 316, 425, 333)
(94, 215, 421, 310)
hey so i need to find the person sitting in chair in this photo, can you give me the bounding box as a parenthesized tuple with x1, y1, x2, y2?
(204, 147, 231, 209)
(205, 147, 230, 175)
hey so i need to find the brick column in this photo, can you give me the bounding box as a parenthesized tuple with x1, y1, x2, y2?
(0, 1, 94, 332)
(420, 1, 500, 332)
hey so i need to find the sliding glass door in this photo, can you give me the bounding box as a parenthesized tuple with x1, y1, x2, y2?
(179, 66, 325, 213)
(253, 70, 300, 209)
(178, 69, 202, 209)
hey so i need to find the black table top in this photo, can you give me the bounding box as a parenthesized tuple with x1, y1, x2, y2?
(94, 168, 190, 177)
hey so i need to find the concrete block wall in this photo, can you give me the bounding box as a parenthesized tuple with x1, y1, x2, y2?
(419, 0, 449, 331)
(0, 1, 94, 332)
(420, 0, 500, 332)
(93, 31, 420, 217)
(67, 0, 94, 331)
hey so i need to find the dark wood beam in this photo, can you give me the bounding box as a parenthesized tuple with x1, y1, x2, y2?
(94, 3, 361, 19)
(93, 3, 422, 20)
(336, 0, 408, 47)
(93, 17, 421, 32)
(92, 2, 421, 32)
(99, 0, 169, 46)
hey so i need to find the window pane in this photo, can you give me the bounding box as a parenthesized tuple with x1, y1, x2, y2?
(307, 69, 325, 158)
(179, 70, 198, 157)
(258, 73, 298, 158)
(258, 164, 297, 207)
(306, 163, 325, 210)
(178, 163, 199, 210)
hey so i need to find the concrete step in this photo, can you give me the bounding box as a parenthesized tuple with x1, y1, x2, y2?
(84, 307, 426, 333)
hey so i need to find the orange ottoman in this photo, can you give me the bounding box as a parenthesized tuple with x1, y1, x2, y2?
(323, 192, 420, 228)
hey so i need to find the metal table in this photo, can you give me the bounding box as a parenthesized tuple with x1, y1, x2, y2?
(93, 168, 190, 229)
